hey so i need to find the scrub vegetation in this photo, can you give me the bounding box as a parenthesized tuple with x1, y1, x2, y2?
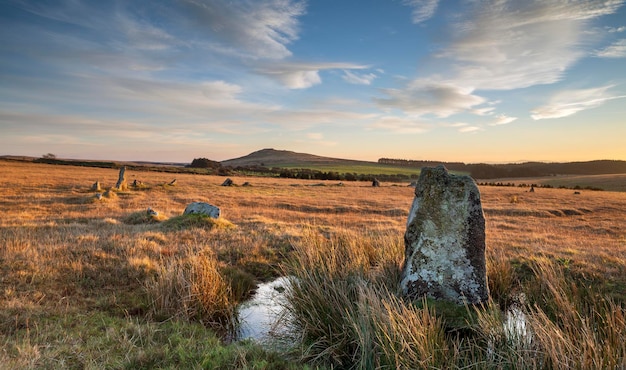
(1, 160, 624, 369)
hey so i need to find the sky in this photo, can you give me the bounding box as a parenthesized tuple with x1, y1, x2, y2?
(1, 0, 625, 164)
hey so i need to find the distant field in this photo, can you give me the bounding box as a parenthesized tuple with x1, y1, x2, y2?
(481, 173, 626, 192)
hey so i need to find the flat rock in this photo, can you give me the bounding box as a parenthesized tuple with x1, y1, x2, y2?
(183, 202, 220, 218)
(400, 165, 489, 305)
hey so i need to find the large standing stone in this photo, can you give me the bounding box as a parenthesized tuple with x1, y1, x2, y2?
(183, 202, 221, 218)
(115, 166, 127, 190)
(400, 165, 488, 305)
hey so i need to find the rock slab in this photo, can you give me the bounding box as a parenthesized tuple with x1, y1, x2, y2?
(400, 165, 488, 305)
(183, 202, 220, 218)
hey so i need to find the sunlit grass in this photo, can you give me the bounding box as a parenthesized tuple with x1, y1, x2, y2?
(1, 160, 625, 368)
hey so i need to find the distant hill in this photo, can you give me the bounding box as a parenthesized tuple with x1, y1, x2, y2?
(221, 149, 626, 179)
(378, 158, 626, 179)
(220, 148, 372, 167)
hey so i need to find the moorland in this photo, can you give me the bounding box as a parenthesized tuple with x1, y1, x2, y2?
(1, 159, 625, 369)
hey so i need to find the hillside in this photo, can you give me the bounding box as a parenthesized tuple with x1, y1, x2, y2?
(379, 158, 626, 179)
(220, 148, 372, 167)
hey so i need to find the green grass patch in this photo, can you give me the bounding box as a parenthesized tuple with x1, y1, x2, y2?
(160, 214, 235, 231)
(1, 310, 301, 369)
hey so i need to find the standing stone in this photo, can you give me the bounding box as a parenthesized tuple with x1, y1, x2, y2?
(400, 165, 488, 305)
(115, 166, 127, 190)
(183, 202, 220, 218)
(372, 178, 380, 187)
(91, 181, 101, 191)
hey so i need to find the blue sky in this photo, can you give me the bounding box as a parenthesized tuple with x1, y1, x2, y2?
(1, 0, 625, 163)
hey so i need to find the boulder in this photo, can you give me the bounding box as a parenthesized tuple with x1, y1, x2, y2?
(92, 181, 101, 191)
(183, 202, 220, 218)
(372, 178, 380, 187)
(400, 165, 489, 305)
(221, 178, 234, 186)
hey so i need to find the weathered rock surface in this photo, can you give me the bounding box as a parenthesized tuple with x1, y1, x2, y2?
(183, 202, 220, 218)
(115, 166, 127, 190)
(400, 165, 488, 305)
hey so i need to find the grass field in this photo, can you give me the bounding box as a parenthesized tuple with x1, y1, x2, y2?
(278, 163, 423, 176)
(1, 160, 625, 368)
(481, 173, 626, 192)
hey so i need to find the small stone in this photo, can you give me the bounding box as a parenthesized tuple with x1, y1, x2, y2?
(169, 179, 177, 186)
(92, 181, 101, 191)
(95, 193, 102, 200)
(183, 202, 220, 218)
(221, 178, 233, 186)
(147, 207, 158, 216)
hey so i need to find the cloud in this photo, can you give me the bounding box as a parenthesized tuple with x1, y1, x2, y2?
(458, 126, 482, 133)
(266, 108, 377, 128)
(375, 80, 486, 118)
(491, 114, 518, 125)
(438, 0, 625, 90)
(376, 0, 625, 122)
(446, 122, 482, 133)
(257, 62, 369, 89)
(531, 85, 626, 119)
(595, 39, 626, 57)
(342, 70, 377, 85)
(369, 116, 432, 134)
(402, 0, 440, 24)
(178, 0, 306, 59)
(607, 26, 626, 32)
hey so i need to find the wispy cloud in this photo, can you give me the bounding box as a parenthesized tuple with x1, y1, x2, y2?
(607, 26, 626, 32)
(595, 39, 626, 57)
(342, 70, 377, 85)
(402, 0, 440, 24)
(256, 62, 369, 89)
(375, 80, 486, 118)
(531, 85, 626, 120)
(177, 0, 306, 59)
(369, 116, 432, 134)
(376, 0, 625, 123)
(490, 114, 518, 126)
(438, 0, 625, 90)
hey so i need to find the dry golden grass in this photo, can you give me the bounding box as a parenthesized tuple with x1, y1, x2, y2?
(1, 159, 625, 368)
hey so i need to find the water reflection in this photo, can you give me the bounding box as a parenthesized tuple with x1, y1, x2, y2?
(236, 276, 291, 342)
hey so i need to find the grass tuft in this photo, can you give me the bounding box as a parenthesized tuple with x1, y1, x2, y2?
(145, 252, 236, 329)
(160, 214, 235, 231)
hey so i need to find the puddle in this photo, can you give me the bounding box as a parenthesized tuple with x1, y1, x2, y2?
(235, 276, 291, 342)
